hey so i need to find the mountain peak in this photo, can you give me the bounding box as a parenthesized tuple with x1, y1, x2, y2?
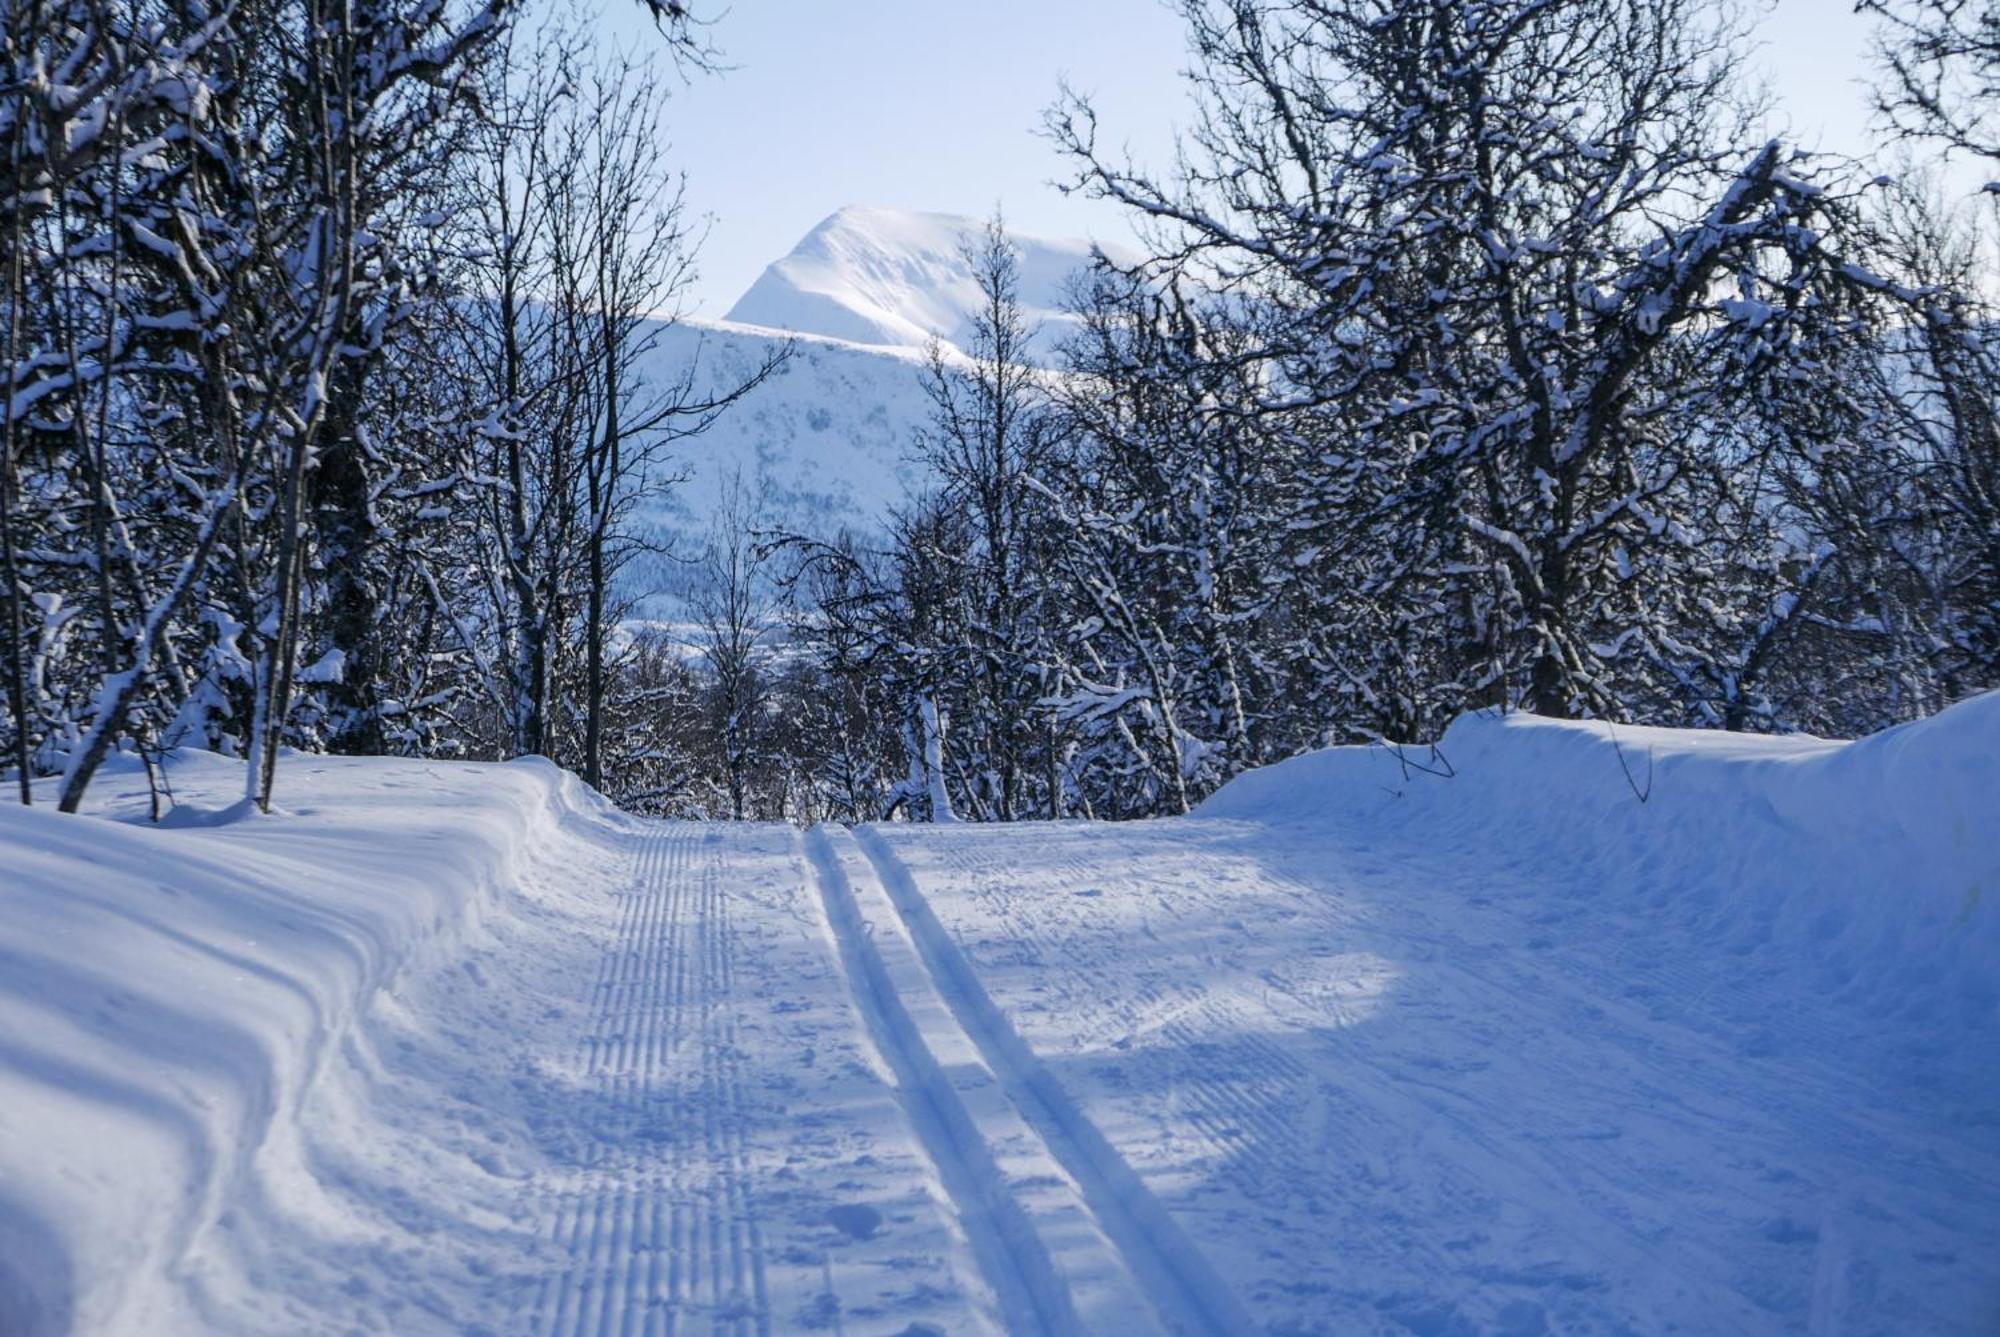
(723, 206, 1117, 356)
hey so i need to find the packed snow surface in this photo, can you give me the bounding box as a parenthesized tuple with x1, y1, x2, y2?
(1, 695, 1995, 1334)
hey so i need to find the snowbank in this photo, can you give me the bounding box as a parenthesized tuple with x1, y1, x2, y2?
(1202, 692, 2000, 1055)
(0, 752, 625, 1336)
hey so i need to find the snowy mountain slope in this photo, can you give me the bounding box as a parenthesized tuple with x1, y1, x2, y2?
(724, 205, 1121, 358)
(626, 318, 929, 577)
(613, 207, 1127, 604)
(1, 695, 1992, 1334)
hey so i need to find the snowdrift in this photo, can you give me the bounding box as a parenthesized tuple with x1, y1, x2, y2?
(1203, 692, 2000, 1054)
(0, 753, 625, 1336)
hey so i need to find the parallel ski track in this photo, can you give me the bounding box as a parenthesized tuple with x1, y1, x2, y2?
(529, 826, 770, 1337)
(800, 824, 1082, 1336)
(851, 825, 1257, 1337)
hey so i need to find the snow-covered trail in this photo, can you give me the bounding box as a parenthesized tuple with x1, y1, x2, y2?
(858, 787, 2000, 1334)
(0, 757, 1009, 1336)
(3, 701, 1996, 1335)
(515, 799, 1997, 1337)
(1, 755, 1215, 1336)
(510, 817, 1203, 1337)
(527, 825, 778, 1334)
(513, 817, 1250, 1337)
(505, 818, 1008, 1337)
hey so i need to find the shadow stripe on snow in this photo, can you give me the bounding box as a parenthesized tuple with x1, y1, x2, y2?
(852, 825, 1258, 1337)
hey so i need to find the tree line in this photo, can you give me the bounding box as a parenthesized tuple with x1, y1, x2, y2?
(3, 0, 1996, 824)
(761, 0, 2000, 823)
(0, 0, 780, 815)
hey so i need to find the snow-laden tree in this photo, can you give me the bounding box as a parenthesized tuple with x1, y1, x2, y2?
(1044, 274, 1300, 813)
(453, 26, 780, 793)
(1050, 0, 1887, 724)
(1, 0, 754, 814)
(908, 215, 1065, 819)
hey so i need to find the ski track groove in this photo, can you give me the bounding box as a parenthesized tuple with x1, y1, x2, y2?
(800, 824, 1083, 1336)
(528, 826, 770, 1337)
(850, 825, 1258, 1337)
(529, 821, 1268, 1337)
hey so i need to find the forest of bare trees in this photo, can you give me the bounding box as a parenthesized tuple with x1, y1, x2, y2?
(3, 0, 1996, 824)
(0, 0, 778, 816)
(778, 0, 2000, 822)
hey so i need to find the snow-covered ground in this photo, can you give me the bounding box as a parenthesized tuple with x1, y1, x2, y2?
(0, 757, 991, 1334)
(2, 694, 1995, 1335)
(879, 701, 1999, 1333)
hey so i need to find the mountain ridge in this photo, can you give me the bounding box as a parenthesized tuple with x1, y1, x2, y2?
(624, 207, 1119, 609)
(722, 204, 1120, 357)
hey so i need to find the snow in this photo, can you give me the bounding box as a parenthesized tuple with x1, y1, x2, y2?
(867, 695, 2000, 1333)
(1201, 698, 1998, 1042)
(629, 319, 931, 568)
(614, 208, 1132, 607)
(0, 753, 1024, 1334)
(724, 206, 1125, 360)
(1, 695, 1995, 1334)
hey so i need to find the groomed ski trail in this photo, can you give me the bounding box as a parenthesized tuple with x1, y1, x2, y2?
(524, 818, 1215, 1337)
(515, 822, 988, 1337)
(529, 826, 770, 1336)
(796, 824, 1096, 1337)
(846, 826, 1256, 1337)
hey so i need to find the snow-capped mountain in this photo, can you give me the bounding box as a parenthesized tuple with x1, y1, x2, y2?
(622, 318, 926, 611)
(724, 204, 1117, 357)
(637, 318, 928, 533)
(624, 208, 1115, 606)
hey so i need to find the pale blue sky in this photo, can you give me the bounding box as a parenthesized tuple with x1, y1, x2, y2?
(590, 1, 1893, 317)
